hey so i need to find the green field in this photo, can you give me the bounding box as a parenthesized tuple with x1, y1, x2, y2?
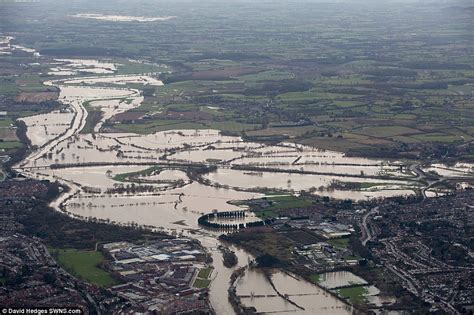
(336, 285, 369, 305)
(1, 0, 472, 164)
(255, 209, 279, 219)
(265, 195, 313, 210)
(193, 278, 211, 289)
(197, 267, 213, 279)
(113, 166, 161, 182)
(327, 238, 349, 249)
(250, 195, 313, 218)
(116, 61, 169, 75)
(193, 267, 213, 288)
(115, 121, 206, 134)
(308, 274, 321, 284)
(49, 248, 118, 287)
(0, 141, 23, 150)
(0, 118, 14, 128)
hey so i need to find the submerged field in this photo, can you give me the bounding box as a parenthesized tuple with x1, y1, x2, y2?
(0, 1, 472, 162)
(7, 57, 471, 234)
(0, 1, 473, 314)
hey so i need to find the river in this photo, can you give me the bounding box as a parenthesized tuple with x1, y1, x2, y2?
(12, 54, 406, 314)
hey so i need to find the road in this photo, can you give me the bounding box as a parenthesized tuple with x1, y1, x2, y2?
(360, 206, 378, 246)
(409, 163, 473, 200)
(409, 163, 436, 200)
(14, 82, 89, 170)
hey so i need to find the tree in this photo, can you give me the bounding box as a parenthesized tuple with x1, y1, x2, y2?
(256, 254, 280, 267)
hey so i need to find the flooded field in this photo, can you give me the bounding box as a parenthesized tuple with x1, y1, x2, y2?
(12, 56, 445, 315)
(49, 59, 118, 75)
(64, 181, 261, 231)
(34, 165, 162, 189)
(204, 168, 417, 200)
(423, 163, 474, 178)
(70, 14, 177, 22)
(0, 36, 20, 56)
(316, 271, 396, 308)
(318, 271, 368, 289)
(19, 110, 75, 147)
(236, 269, 352, 314)
(64, 74, 163, 86)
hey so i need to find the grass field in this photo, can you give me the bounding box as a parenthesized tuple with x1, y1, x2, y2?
(113, 166, 161, 182)
(265, 195, 313, 211)
(255, 209, 279, 219)
(116, 61, 168, 75)
(80, 110, 102, 134)
(0, 118, 14, 128)
(0, 128, 18, 142)
(193, 278, 211, 289)
(192, 267, 213, 289)
(0, 141, 23, 150)
(49, 248, 118, 287)
(327, 238, 349, 249)
(1, 0, 472, 164)
(250, 195, 313, 218)
(115, 121, 206, 134)
(197, 267, 213, 279)
(353, 126, 421, 138)
(308, 274, 321, 284)
(336, 285, 369, 305)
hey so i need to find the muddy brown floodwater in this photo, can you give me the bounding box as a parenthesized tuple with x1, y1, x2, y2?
(11, 54, 440, 314)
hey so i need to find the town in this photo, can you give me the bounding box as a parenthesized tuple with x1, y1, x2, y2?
(0, 0, 473, 313)
(0, 179, 213, 314)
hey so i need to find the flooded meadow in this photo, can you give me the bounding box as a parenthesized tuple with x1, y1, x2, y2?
(236, 268, 352, 314)
(12, 56, 447, 314)
(70, 14, 177, 22)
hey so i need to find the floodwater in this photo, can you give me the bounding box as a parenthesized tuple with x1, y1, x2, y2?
(86, 96, 143, 132)
(423, 163, 474, 177)
(64, 181, 261, 230)
(318, 271, 368, 289)
(0, 36, 40, 57)
(70, 13, 177, 22)
(64, 74, 163, 86)
(48, 59, 117, 75)
(11, 44, 41, 57)
(317, 271, 396, 308)
(195, 237, 259, 315)
(236, 269, 352, 314)
(170, 142, 409, 177)
(11, 55, 435, 314)
(35, 165, 157, 188)
(204, 168, 416, 200)
(19, 111, 74, 147)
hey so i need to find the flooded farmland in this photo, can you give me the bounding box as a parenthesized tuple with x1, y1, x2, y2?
(19, 110, 75, 147)
(64, 74, 164, 86)
(12, 56, 445, 314)
(423, 163, 474, 178)
(318, 271, 368, 289)
(234, 268, 352, 314)
(70, 13, 177, 22)
(317, 271, 397, 309)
